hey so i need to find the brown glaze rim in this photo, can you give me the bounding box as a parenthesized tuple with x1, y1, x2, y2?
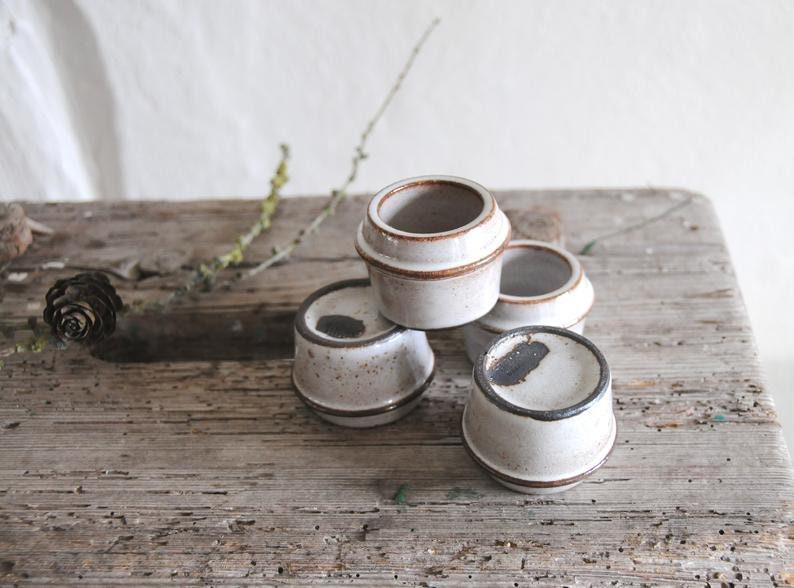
(370, 178, 496, 242)
(294, 279, 405, 348)
(497, 242, 583, 305)
(473, 326, 610, 421)
(292, 367, 435, 417)
(355, 227, 512, 281)
(460, 416, 616, 488)
(475, 299, 594, 335)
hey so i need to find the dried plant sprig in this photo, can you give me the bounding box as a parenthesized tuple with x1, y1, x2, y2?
(155, 144, 291, 309)
(245, 17, 441, 279)
(579, 194, 694, 255)
(0, 334, 50, 370)
(0, 18, 437, 368)
(0, 317, 63, 370)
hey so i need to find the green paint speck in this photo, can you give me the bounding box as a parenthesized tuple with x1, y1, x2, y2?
(393, 484, 409, 505)
(712, 415, 727, 422)
(579, 240, 597, 255)
(447, 487, 482, 501)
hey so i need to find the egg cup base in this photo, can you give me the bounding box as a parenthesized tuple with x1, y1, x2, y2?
(461, 412, 617, 495)
(292, 369, 434, 429)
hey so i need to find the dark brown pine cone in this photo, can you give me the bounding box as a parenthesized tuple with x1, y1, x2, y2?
(43, 272, 124, 345)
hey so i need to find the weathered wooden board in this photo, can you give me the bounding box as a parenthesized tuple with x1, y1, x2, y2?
(0, 190, 791, 586)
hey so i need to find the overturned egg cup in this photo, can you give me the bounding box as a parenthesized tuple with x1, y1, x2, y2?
(292, 279, 435, 428)
(463, 240, 594, 363)
(355, 175, 512, 330)
(462, 326, 616, 494)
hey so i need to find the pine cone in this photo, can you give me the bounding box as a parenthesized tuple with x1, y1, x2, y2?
(43, 272, 124, 345)
(0, 203, 33, 263)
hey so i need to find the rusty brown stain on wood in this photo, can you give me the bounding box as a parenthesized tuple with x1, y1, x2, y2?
(0, 190, 792, 584)
(504, 206, 563, 246)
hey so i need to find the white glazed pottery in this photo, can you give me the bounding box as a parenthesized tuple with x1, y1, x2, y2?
(462, 326, 615, 494)
(355, 175, 512, 330)
(463, 240, 594, 363)
(292, 279, 435, 427)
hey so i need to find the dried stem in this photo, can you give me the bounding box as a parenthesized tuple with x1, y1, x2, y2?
(245, 17, 441, 279)
(149, 144, 290, 310)
(0, 324, 57, 370)
(579, 195, 694, 255)
(0, 18, 439, 366)
(0, 334, 50, 358)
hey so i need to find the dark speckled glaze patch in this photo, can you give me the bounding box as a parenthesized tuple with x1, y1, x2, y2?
(474, 326, 610, 421)
(295, 279, 405, 348)
(316, 315, 366, 339)
(487, 340, 550, 386)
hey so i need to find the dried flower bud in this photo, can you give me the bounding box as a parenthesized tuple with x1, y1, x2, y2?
(43, 272, 123, 345)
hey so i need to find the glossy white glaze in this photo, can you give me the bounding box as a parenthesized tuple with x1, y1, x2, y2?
(463, 240, 594, 362)
(355, 175, 511, 329)
(367, 260, 503, 330)
(292, 280, 435, 427)
(462, 326, 615, 494)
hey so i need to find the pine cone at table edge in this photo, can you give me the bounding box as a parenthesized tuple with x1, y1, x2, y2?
(0, 203, 33, 263)
(43, 272, 124, 345)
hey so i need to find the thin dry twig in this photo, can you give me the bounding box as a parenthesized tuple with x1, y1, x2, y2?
(245, 17, 441, 279)
(151, 144, 290, 310)
(0, 321, 57, 370)
(0, 18, 439, 366)
(579, 194, 694, 255)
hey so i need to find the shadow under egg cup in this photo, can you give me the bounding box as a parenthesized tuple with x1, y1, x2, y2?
(462, 326, 616, 494)
(462, 240, 594, 363)
(355, 175, 512, 330)
(292, 279, 435, 428)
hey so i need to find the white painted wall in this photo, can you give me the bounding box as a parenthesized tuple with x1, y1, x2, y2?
(2, 0, 792, 447)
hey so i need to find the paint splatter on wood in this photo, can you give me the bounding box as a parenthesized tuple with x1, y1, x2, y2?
(393, 484, 410, 505)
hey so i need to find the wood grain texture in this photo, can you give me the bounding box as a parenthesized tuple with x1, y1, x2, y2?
(0, 190, 791, 586)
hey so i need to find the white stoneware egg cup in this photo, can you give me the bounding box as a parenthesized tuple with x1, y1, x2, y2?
(463, 240, 594, 363)
(462, 326, 615, 494)
(292, 279, 435, 428)
(355, 175, 512, 330)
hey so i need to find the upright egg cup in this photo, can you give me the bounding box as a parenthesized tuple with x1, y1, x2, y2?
(463, 240, 594, 363)
(355, 175, 512, 330)
(292, 279, 435, 428)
